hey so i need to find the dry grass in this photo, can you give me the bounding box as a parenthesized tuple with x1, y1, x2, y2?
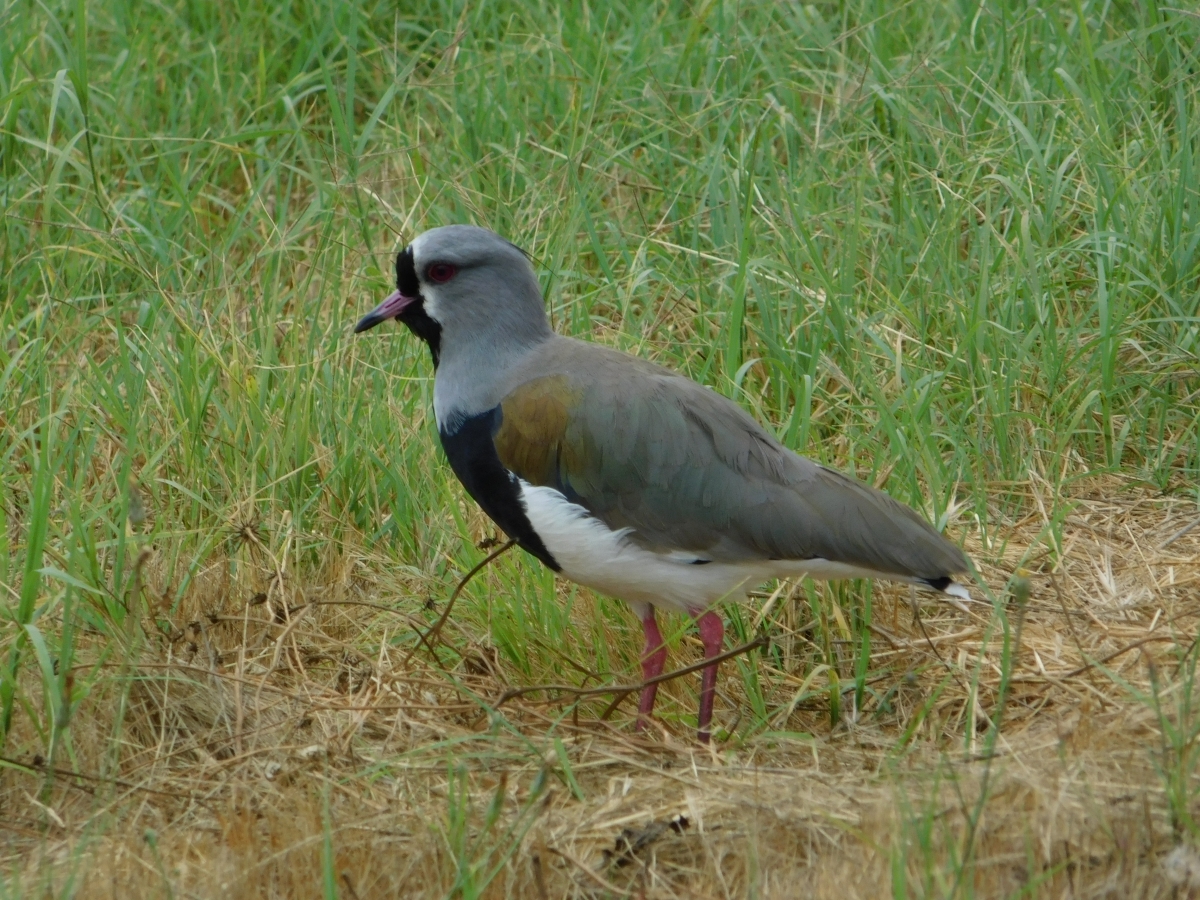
(4, 478, 1199, 898)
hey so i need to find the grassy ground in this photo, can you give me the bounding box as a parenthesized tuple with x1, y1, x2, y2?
(2, 0, 1199, 895)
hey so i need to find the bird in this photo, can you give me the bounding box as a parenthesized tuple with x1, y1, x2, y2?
(355, 224, 971, 742)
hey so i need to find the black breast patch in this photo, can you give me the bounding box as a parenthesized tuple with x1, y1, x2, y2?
(439, 407, 560, 572)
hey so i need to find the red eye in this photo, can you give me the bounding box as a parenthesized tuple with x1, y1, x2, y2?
(426, 263, 458, 283)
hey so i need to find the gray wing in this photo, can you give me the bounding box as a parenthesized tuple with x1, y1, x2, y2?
(495, 340, 969, 581)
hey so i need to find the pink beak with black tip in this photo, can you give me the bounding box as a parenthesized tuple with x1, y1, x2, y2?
(354, 289, 418, 333)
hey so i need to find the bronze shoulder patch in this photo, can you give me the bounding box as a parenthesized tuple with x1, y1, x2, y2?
(494, 375, 578, 486)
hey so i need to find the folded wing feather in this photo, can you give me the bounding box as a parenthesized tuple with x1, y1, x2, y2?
(493, 338, 968, 582)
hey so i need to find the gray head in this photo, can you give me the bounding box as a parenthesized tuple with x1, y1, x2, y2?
(354, 225, 552, 369)
(355, 224, 554, 428)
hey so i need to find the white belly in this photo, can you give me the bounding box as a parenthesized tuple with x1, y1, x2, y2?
(517, 481, 916, 614)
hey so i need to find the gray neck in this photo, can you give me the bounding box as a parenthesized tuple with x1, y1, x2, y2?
(431, 306, 553, 432)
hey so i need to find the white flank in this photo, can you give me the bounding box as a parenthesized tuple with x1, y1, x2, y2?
(517, 482, 949, 614)
(517, 482, 759, 613)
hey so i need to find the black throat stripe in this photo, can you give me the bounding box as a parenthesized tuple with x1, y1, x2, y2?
(439, 407, 560, 571)
(394, 246, 442, 367)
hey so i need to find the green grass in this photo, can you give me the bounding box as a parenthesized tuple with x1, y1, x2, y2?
(2, 0, 1200, 896)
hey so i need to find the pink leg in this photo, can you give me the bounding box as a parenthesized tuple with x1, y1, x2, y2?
(636, 608, 668, 729)
(695, 611, 725, 743)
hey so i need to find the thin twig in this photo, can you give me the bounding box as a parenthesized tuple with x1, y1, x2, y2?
(1158, 515, 1200, 550)
(402, 540, 516, 666)
(1060, 634, 1182, 679)
(0, 755, 217, 810)
(1048, 572, 1109, 705)
(546, 845, 630, 894)
(252, 603, 313, 718)
(307, 599, 447, 665)
(493, 633, 769, 712)
(910, 587, 970, 697)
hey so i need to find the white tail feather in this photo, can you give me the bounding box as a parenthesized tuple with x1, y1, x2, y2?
(943, 581, 971, 601)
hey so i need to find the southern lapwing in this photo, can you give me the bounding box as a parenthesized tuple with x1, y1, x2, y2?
(355, 224, 971, 742)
